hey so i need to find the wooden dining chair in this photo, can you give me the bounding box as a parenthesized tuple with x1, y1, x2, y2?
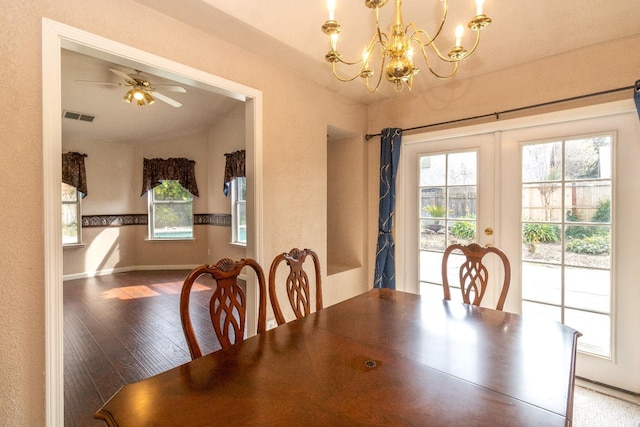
(180, 258, 267, 359)
(268, 248, 323, 326)
(441, 242, 511, 311)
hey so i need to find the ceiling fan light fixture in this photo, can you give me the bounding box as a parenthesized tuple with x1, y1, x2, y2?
(143, 92, 155, 105)
(123, 87, 155, 106)
(123, 90, 135, 103)
(133, 89, 145, 101)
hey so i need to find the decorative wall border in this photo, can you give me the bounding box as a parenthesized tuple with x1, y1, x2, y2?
(82, 214, 147, 227)
(82, 214, 231, 227)
(194, 214, 231, 226)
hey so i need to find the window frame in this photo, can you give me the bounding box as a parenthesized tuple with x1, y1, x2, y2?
(147, 180, 194, 241)
(62, 182, 82, 246)
(230, 176, 247, 246)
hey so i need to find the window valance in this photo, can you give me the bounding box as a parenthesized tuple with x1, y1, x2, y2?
(224, 149, 245, 196)
(62, 152, 88, 197)
(141, 157, 199, 197)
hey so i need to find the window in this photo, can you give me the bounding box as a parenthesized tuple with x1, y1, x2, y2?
(521, 134, 612, 357)
(62, 182, 82, 245)
(418, 150, 477, 299)
(148, 180, 194, 240)
(231, 177, 246, 245)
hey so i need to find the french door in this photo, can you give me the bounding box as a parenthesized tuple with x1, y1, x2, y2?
(398, 132, 508, 308)
(397, 100, 640, 393)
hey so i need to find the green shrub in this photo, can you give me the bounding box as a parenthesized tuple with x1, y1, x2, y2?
(565, 225, 593, 239)
(424, 204, 447, 218)
(566, 224, 609, 240)
(566, 235, 610, 255)
(522, 223, 560, 243)
(450, 221, 475, 239)
(591, 199, 611, 223)
(566, 210, 580, 222)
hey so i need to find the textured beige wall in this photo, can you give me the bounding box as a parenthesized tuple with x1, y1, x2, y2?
(0, 1, 367, 425)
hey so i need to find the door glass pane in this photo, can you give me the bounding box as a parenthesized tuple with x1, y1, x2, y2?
(419, 154, 446, 186)
(420, 219, 446, 250)
(522, 183, 563, 222)
(522, 223, 561, 263)
(522, 262, 561, 305)
(565, 267, 610, 312)
(418, 151, 477, 296)
(565, 308, 611, 357)
(565, 137, 611, 180)
(522, 141, 562, 183)
(447, 152, 476, 185)
(522, 301, 561, 323)
(419, 250, 442, 284)
(448, 186, 476, 219)
(521, 135, 612, 358)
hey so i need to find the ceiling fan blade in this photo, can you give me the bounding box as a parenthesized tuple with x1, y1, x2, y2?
(152, 84, 187, 93)
(75, 80, 120, 87)
(151, 91, 182, 108)
(109, 68, 134, 82)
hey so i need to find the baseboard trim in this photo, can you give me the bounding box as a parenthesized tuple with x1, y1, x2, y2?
(63, 264, 200, 281)
(576, 377, 640, 405)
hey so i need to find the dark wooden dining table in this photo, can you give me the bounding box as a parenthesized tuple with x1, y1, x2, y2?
(95, 288, 581, 426)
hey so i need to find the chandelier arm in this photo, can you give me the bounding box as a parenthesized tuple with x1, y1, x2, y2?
(459, 29, 482, 58)
(428, 61, 459, 79)
(410, 27, 436, 48)
(410, 28, 458, 64)
(414, 40, 459, 79)
(374, 5, 386, 45)
(364, 53, 387, 93)
(330, 30, 383, 67)
(331, 62, 365, 82)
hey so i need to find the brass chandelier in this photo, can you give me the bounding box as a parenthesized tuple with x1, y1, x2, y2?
(321, 0, 491, 93)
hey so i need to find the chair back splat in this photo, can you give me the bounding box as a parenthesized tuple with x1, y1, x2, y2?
(180, 258, 267, 360)
(268, 248, 322, 326)
(442, 243, 511, 311)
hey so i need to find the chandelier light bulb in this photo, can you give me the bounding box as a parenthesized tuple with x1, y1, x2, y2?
(327, 0, 336, 20)
(476, 0, 485, 15)
(331, 33, 339, 49)
(455, 25, 464, 46)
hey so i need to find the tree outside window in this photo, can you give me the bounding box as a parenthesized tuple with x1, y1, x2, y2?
(149, 180, 193, 239)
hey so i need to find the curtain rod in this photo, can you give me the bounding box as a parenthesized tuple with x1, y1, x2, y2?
(364, 83, 638, 140)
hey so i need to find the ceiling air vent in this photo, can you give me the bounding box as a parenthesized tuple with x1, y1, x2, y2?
(63, 110, 95, 122)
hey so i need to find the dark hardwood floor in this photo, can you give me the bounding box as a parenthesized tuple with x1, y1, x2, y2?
(64, 270, 222, 427)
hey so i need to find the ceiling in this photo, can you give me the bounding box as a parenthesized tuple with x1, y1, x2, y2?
(61, 49, 243, 145)
(63, 0, 640, 144)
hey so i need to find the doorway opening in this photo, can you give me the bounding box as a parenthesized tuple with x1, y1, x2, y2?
(43, 18, 263, 425)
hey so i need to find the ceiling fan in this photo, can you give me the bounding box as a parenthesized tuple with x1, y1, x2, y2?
(76, 69, 187, 107)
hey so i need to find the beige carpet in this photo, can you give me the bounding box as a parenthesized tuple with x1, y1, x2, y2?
(574, 386, 640, 427)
